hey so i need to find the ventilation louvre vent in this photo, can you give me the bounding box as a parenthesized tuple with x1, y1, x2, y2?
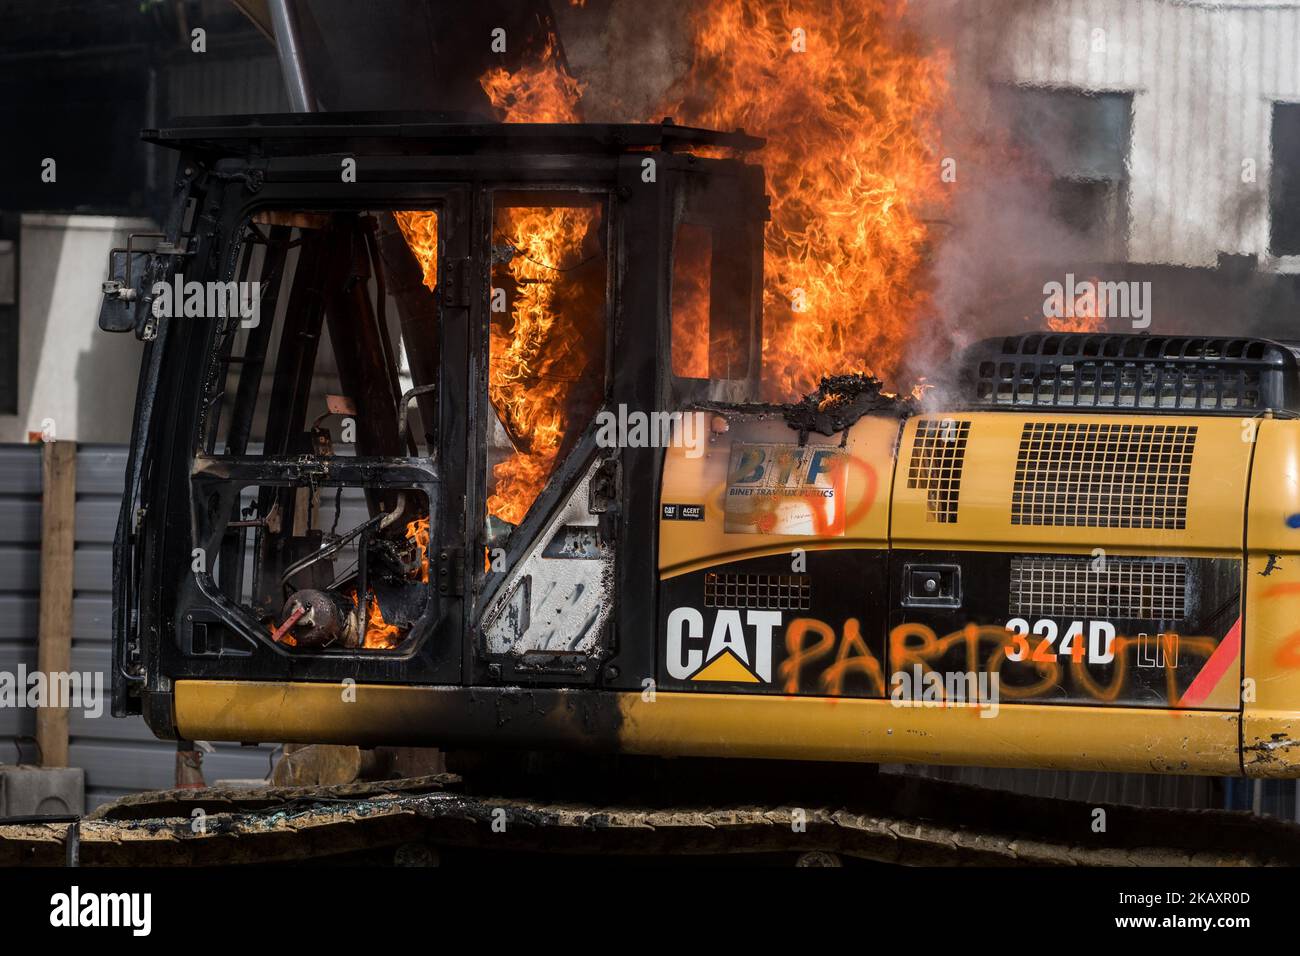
(959, 333, 1300, 415)
(907, 419, 971, 523)
(1012, 422, 1195, 529)
(704, 573, 811, 610)
(1010, 555, 1188, 621)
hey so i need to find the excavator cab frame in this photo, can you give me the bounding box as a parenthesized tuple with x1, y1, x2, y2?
(102, 112, 767, 740)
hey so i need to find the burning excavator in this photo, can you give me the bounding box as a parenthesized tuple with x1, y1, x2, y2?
(97, 0, 1300, 790)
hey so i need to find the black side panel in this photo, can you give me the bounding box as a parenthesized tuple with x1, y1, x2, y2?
(658, 549, 889, 697)
(888, 549, 1241, 710)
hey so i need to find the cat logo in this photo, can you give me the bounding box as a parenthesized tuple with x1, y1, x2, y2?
(665, 607, 781, 683)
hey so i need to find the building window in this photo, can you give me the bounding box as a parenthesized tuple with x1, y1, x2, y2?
(1270, 103, 1300, 256)
(997, 87, 1133, 258)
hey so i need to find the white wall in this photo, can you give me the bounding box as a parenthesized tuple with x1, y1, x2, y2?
(972, 0, 1300, 269)
(0, 214, 154, 444)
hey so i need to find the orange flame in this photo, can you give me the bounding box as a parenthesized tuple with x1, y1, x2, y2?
(670, 223, 712, 378)
(1044, 276, 1109, 333)
(350, 589, 402, 650)
(406, 515, 430, 582)
(665, 0, 950, 398)
(342, 516, 431, 651)
(394, 210, 439, 291)
(487, 203, 602, 525)
(1046, 314, 1107, 334)
(480, 39, 583, 124)
(402, 6, 950, 522)
(398, 40, 600, 529)
(352, 510, 434, 649)
(480, 43, 603, 528)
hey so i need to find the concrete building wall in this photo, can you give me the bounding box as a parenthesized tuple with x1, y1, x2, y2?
(0, 214, 153, 444)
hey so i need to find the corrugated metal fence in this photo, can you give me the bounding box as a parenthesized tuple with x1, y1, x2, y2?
(0, 443, 273, 811)
(884, 764, 1300, 820)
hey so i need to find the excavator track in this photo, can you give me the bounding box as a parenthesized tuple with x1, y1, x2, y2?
(4, 772, 1299, 866)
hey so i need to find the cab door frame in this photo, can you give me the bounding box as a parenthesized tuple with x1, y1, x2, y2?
(464, 180, 624, 687)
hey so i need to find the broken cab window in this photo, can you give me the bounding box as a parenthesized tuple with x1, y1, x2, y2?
(669, 203, 758, 399)
(192, 207, 444, 654)
(202, 208, 441, 461)
(485, 193, 608, 540)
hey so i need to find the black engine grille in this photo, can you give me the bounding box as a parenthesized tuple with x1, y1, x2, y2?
(958, 333, 1300, 415)
(704, 572, 811, 610)
(1010, 555, 1188, 621)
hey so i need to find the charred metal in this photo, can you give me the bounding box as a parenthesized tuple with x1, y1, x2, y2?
(103, 114, 767, 737)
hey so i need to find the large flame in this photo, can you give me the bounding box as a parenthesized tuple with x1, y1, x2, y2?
(480, 39, 584, 124)
(398, 4, 949, 520)
(670, 223, 713, 378)
(399, 39, 601, 528)
(481, 42, 605, 527)
(488, 203, 602, 525)
(666, 0, 949, 398)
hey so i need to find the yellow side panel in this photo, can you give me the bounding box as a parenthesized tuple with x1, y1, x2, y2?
(620, 693, 1240, 774)
(658, 413, 899, 578)
(176, 681, 475, 746)
(1244, 419, 1300, 775)
(893, 412, 1250, 554)
(174, 680, 1241, 775)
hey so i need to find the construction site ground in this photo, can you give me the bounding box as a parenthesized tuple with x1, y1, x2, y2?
(3, 760, 1298, 866)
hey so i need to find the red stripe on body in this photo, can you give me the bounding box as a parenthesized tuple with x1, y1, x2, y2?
(1178, 616, 1242, 708)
